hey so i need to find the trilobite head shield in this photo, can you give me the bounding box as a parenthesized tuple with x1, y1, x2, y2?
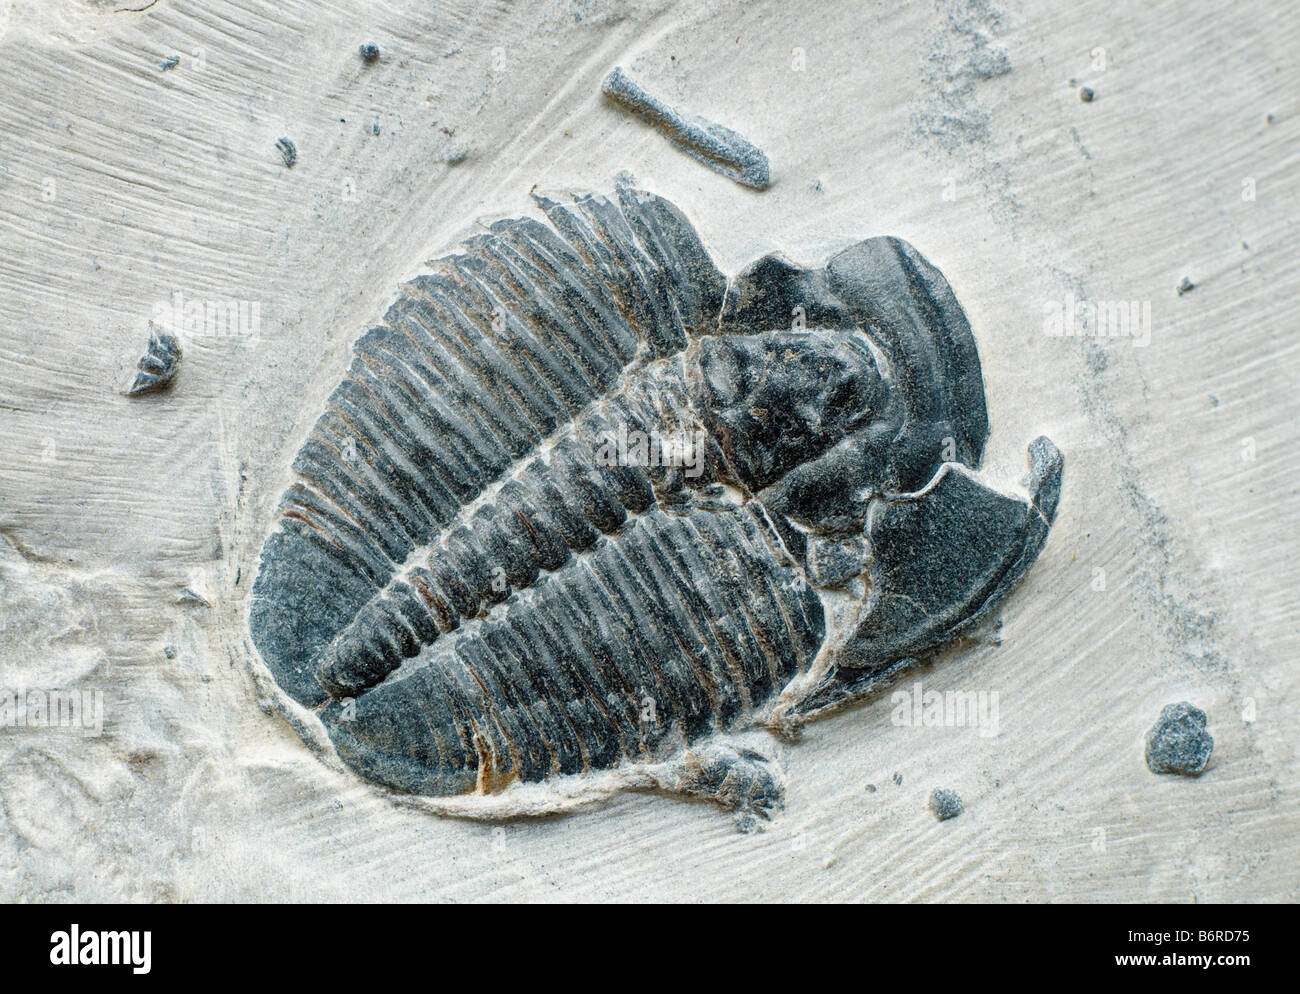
(249, 184, 1060, 803)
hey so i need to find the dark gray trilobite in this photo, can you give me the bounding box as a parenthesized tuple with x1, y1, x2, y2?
(250, 183, 1062, 817)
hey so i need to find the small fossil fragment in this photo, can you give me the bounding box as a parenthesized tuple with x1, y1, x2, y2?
(1079, 86, 1094, 102)
(126, 326, 181, 396)
(359, 42, 380, 62)
(1177, 276, 1196, 295)
(159, 55, 180, 72)
(929, 788, 963, 821)
(250, 183, 1062, 820)
(1145, 702, 1213, 776)
(601, 67, 770, 190)
(666, 743, 781, 831)
(275, 137, 297, 168)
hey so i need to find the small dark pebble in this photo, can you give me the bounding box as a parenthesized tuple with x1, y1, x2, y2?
(892, 771, 903, 786)
(865, 783, 877, 793)
(1145, 702, 1214, 776)
(127, 327, 182, 396)
(929, 788, 963, 821)
(359, 42, 380, 62)
(275, 137, 297, 168)
(1079, 86, 1094, 102)
(1177, 276, 1196, 295)
(164, 645, 176, 659)
(160, 55, 181, 72)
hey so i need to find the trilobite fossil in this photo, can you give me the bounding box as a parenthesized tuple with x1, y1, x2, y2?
(250, 183, 1062, 821)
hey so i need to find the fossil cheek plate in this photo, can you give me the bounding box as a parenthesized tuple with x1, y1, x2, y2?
(249, 184, 1062, 822)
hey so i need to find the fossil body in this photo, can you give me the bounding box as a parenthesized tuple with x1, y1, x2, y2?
(250, 184, 1061, 813)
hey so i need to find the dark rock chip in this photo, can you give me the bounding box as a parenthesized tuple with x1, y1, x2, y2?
(275, 137, 297, 168)
(1145, 702, 1213, 776)
(126, 327, 181, 396)
(929, 788, 963, 821)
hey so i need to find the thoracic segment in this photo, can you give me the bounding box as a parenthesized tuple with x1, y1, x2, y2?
(316, 408, 659, 699)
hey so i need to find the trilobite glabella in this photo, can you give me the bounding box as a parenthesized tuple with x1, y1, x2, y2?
(250, 184, 1061, 818)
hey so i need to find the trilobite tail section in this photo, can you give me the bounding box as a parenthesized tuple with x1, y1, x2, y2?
(825, 237, 990, 487)
(317, 504, 826, 797)
(652, 742, 784, 831)
(801, 437, 1062, 713)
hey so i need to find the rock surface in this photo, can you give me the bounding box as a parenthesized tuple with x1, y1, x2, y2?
(0, 0, 1296, 902)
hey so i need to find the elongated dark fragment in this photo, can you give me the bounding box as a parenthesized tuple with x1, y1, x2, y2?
(602, 67, 770, 190)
